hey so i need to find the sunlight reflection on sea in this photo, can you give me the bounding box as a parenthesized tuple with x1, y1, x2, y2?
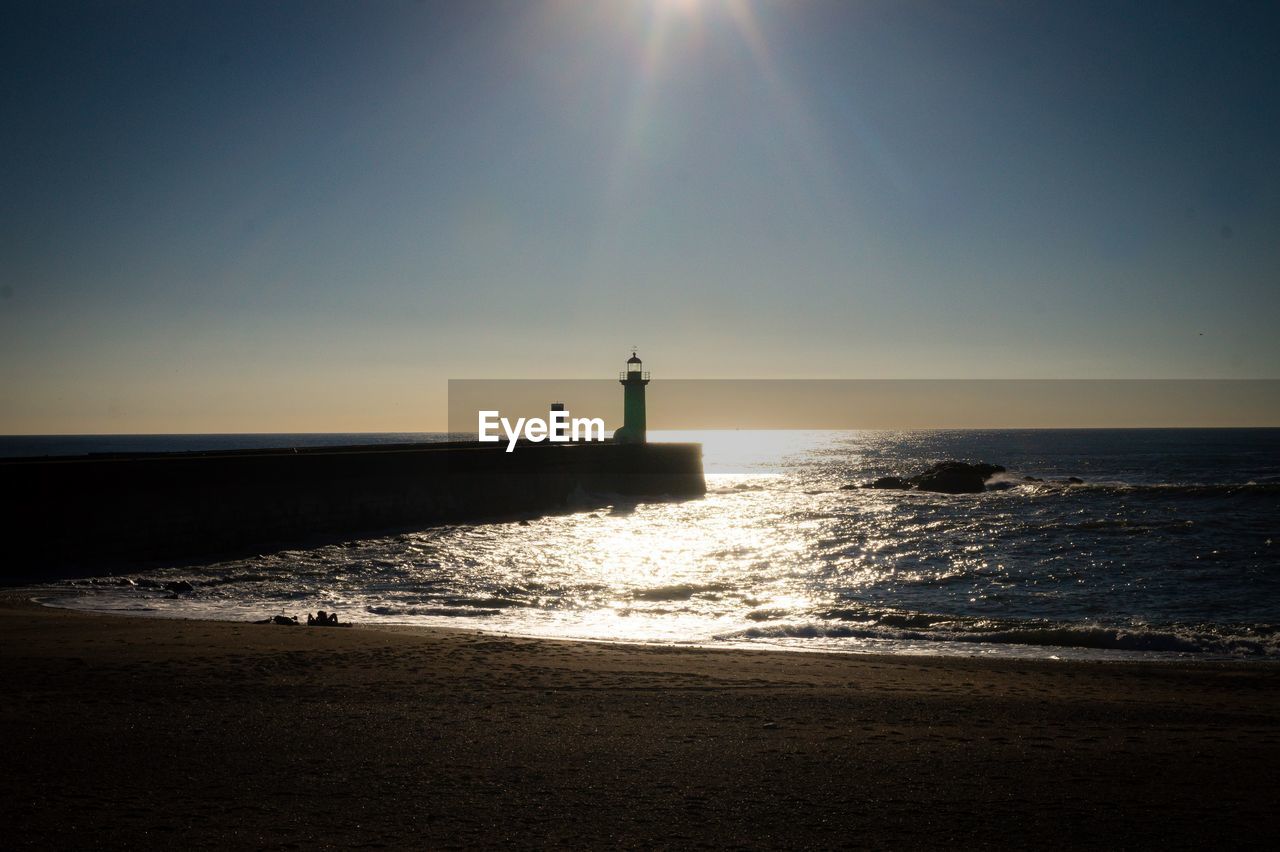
(44, 429, 1280, 661)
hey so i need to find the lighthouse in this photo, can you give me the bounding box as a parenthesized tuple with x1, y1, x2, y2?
(614, 351, 650, 444)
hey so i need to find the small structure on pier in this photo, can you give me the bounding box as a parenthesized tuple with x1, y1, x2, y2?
(614, 351, 650, 444)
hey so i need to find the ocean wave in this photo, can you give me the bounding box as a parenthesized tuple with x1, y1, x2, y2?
(196, 573, 277, 587)
(1083, 481, 1279, 495)
(708, 482, 774, 494)
(718, 617, 1280, 657)
(439, 596, 531, 609)
(845, 474, 1280, 499)
(1021, 481, 1280, 499)
(746, 608, 792, 622)
(365, 605, 502, 618)
(631, 582, 731, 601)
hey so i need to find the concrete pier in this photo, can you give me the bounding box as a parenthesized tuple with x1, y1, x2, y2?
(1, 440, 705, 581)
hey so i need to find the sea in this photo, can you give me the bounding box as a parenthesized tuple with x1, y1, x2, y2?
(12, 429, 1280, 662)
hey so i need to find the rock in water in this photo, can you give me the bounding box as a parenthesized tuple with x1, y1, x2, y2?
(851, 462, 1007, 493)
(910, 461, 1005, 494)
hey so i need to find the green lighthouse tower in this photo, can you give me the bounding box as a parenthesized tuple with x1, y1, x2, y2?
(614, 351, 650, 445)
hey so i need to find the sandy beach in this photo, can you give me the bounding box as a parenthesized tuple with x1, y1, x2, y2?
(2, 594, 1277, 849)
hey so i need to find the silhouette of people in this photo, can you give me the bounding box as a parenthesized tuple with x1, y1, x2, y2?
(307, 610, 340, 626)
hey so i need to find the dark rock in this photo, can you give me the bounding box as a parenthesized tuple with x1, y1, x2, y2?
(847, 462, 1007, 494)
(163, 580, 194, 594)
(1066, 476, 1084, 484)
(865, 476, 910, 490)
(909, 461, 1001, 494)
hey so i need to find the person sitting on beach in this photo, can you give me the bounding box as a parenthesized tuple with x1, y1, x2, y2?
(307, 610, 340, 626)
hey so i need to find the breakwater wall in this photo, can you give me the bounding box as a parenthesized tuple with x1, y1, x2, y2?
(1, 440, 704, 581)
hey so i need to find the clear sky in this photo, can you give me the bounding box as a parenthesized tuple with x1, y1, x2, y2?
(2, 0, 1278, 432)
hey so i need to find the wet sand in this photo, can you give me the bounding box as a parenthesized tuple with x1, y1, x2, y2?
(2, 595, 1278, 849)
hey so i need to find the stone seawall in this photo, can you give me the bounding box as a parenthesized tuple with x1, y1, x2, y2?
(1, 441, 704, 581)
